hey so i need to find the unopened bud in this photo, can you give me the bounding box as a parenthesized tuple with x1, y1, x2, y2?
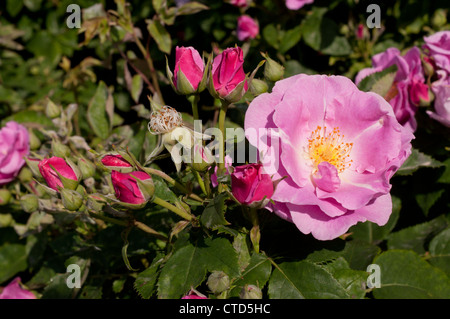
(45, 99, 61, 119)
(18, 167, 33, 183)
(28, 129, 41, 150)
(239, 284, 262, 299)
(51, 140, 70, 158)
(207, 271, 230, 294)
(249, 78, 269, 96)
(431, 9, 447, 29)
(0, 189, 12, 206)
(60, 188, 84, 211)
(20, 194, 39, 213)
(78, 157, 96, 179)
(261, 52, 284, 82)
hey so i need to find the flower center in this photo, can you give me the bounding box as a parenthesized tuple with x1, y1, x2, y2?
(307, 126, 353, 174)
(148, 105, 183, 135)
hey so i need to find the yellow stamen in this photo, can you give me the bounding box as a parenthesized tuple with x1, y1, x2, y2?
(307, 126, 353, 173)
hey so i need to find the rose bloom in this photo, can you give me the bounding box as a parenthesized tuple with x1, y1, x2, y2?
(0, 277, 35, 299)
(38, 156, 78, 191)
(423, 30, 450, 74)
(285, 0, 314, 10)
(245, 74, 413, 240)
(237, 15, 259, 42)
(0, 121, 29, 186)
(427, 70, 450, 127)
(355, 47, 427, 132)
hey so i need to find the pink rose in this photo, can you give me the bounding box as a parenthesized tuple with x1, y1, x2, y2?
(211, 47, 248, 101)
(237, 15, 259, 42)
(181, 288, 208, 299)
(38, 156, 78, 191)
(355, 47, 427, 132)
(229, 0, 249, 8)
(285, 0, 314, 10)
(244, 74, 413, 240)
(0, 277, 35, 299)
(111, 170, 153, 205)
(101, 154, 132, 168)
(231, 163, 274, 206)
(173, 46, 205, 94)
(0, 121, 29, 186)
(427, 70, 450, 127)
(423, 31, 450, 74)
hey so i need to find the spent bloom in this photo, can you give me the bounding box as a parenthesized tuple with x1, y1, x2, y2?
(237, 15, 259, 42)
(355, 47, 428, 132)
(0, 121, 30, 186)
(245, 74, 413, 240)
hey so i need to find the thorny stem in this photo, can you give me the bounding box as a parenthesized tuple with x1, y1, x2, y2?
(153, 196, 194, 222)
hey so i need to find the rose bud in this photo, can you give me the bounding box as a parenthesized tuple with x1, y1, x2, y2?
(207, 271, 230, 294)
(261, 52, 285, 82)
(111, 170, 154, 207)
(409, 78, 431, 107)
(38, 156, 80, 191)
(20, 194, 39, 213)
(60, 188, 84, 211)
(100, 154, 133, 172)
(249, 78, 269, 96)
(45, 98, 61, 119)
(231, 163, 274, 208)
(51, 139, 70, 158)
(77, 157, 96, 179)
(237, 15, 259, 42)
(0, 189, 11, 206)
(168, 46, 207, 95)
(239, 284, 262, 299)
(210, 46, 248, 103)
(181, 288, 208, 299)
(189, 143, 214, 172)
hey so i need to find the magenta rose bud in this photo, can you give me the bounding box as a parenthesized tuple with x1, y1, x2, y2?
(101, 154, 132, 168)
(237, 15, 259, 42)
(231, 163, 274, 207)
(229, 0, 249, 8)
(0, 121, 30, 186)
(172, 46, 205, 95)
(111, 170, 153, 205)
(38, 156, 79, 191)
(285, 0, 314, 10)
(0, 277, 36, 299)
(211, 47, 248, 102)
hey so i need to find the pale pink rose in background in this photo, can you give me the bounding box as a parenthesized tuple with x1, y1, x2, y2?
(355, 47, 427, 132)
(0, 121, 30, 186)
(245, 74, 413, 240)
(423, 30, 450, 74)
(427, 70, 450, 127)
(0, 277, 36, 299)
(285, 0, 314, 10)
(237, 15, 259, 42)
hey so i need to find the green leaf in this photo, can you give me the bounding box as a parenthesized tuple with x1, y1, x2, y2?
(415, 189, 445, 216)
(428, 228, 450, 277)
(146, 19, 172, 54)
(2, 109, 54, 127)
(87, 81, 111, 139)
(373, 250, 450, 299)
(131, 74, 143, 103)
(157, 237, 239, 298)
(387, 215, 449, 254)
(349, 196, 401, 244)
(152, 175, 178, 204)
(7, 0, 23, 17)
(262, 24, 280, 50)
(229, 253, 272, 297)
(319, 257, 368, 299)
(357, 64, 398, 93)
(268, 259, 350, 299)
(200, 193, 230, 230)
(396, 148, 443, 176)
(279, 25, 302, 54)
(176, 2, 209, 16)
(437, 158, 450, 184)
(0, 244, 28, 284)
(134, 254, 165, 299)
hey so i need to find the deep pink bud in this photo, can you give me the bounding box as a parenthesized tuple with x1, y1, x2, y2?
(111, 170, 152, 205)
(231, 163, 274, 206)
(38, 156, 78, 191)
(229, 0, 249, 8)
(101, 154, 132, 168)
(173, 46, 205, 93)
(237, 15, 259, 42)
(0, 277, 36, 299)
(409, 78, 430, 106)
(212, 47, 248, 100)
